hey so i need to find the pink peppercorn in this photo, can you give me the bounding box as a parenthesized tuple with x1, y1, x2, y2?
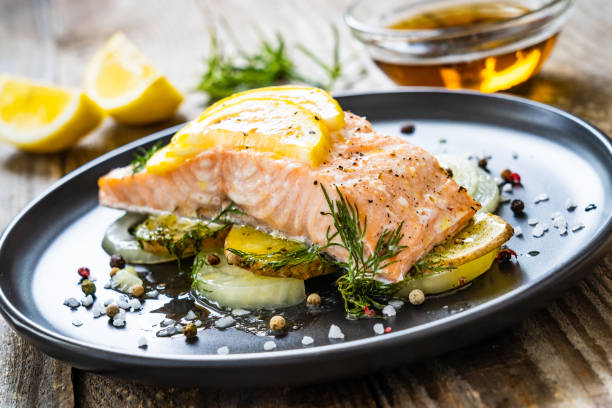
(384, 327, 392, 333)
(78, 267, 90, 279)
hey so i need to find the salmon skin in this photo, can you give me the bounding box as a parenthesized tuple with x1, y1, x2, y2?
(99, 112, 480, 282)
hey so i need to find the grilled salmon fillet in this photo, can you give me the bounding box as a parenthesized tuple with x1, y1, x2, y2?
(99, 112, 480, 282)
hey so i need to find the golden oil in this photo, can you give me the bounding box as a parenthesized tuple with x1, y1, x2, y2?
(376, 2, 558, 92)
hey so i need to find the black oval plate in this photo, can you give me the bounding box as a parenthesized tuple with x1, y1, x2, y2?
(1, 90, 611, 387)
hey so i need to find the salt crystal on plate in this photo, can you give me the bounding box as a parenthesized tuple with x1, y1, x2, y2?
(495, 177, 504, 186)
(194, 320, 202, 327)
(301, 336, 314, 346)
(500, 194, 511, 203)
(145, 290, 159, 299)
(528, 218, 538, 226)
(72, 320, 83, 327)
(217, 346, 230, 355)
(137, 336, 148, 348)
(328, 324, 345, 340)
(514, 226, 523, 237)
(532, 224, 546, 237)
(552, 215, 567, 230)
(112, 318, 125, 327)
(373, 323, 385, 335)
(565, 199, 577, 211)
(117, 298, 130, 310)
(103, 298, 114, 306)
(128, 298, 142, 311)
(215, 316, 236, 329)
(382, 305, 396, 317)
(81, 295, 93, 307)
(263, 341, 277, 351)
(92, 302, 105, 317)
(160, 318, 175, 327)
(104, 282, 111, 289)
(571, 223, 585, 232)
(551, 211, 563, 220)
(64, 297, 80, 308)
(184, 310, 197, 320)
(502, 183, 513, 193)
(388, 300, 404, 310)
(231, 308, 250, 316)
(533, 193, 549, 204)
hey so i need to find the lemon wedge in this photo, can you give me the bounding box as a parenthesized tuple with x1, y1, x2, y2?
(202, 85, 345, 131)
(0, 75, 104, 153)
(146, 98, 331, 173)
(84, 32, 183, 125)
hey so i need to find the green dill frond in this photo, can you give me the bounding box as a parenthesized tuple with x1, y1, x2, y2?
(321, 185, 407, 317)
(131, 141, 163, 173)
(209, 202, 245, 224)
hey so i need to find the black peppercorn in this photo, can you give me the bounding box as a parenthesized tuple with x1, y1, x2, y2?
(110, 254, 126, 269)
(497, 250, 512, 263)
(400, 123, 415, 134)
(477, 158, 488, 169)
(206, 253, 221, 266)
(510, 199, 525, 215)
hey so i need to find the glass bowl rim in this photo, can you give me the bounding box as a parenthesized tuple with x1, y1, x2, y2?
(344, 0, 573, 41)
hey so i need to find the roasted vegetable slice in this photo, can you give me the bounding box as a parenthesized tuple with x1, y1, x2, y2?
(397, 212, 513, 295)
(224, 225, 334, 280)
(192, 251, 305, 309)
(132, 213, 229, 258)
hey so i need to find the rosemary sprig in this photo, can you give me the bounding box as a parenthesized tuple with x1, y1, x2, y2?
(321, 186, 406, 316)
(131, 142, 162, 173)
(197, 25, 343, 103)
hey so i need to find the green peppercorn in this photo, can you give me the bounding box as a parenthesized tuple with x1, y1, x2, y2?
(81, 279, 96, 295)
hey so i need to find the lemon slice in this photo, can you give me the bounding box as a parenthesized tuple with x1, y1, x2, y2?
(147, 98, 331, 173)
(84, 32, 183, 125)
(0, 75, 104, 153)
(397, 212, 513, 295)
(202, 85, 345, 131)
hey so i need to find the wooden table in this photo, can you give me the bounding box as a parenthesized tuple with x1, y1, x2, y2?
(1, 0, 611, 406)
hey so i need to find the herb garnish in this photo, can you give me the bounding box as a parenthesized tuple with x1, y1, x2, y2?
(226, 241, 333, 272)
(131, 142, 162, 173)
(321, 186, 406, 316)
(197, 25, 344, 103)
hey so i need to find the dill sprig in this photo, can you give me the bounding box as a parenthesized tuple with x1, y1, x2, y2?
(197, 25, 343, 103)
(411, 253, 455, 279)
(131, 142, 162, 173)
(208, 202, 245, 224)
(321, 186, 406, 317)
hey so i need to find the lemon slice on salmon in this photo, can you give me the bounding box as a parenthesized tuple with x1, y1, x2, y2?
(147, 98, 331, 173)
(202, 85, 345, 131)
(84, 32, 183, 125)
(0, 75, 104, 153)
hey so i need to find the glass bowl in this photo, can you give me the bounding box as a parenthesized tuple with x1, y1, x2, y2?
(345, 0, 573, 92)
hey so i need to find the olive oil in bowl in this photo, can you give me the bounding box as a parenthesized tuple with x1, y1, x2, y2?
(346, 0, 572, 92)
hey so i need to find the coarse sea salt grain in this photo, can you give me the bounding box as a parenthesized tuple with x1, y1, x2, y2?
(502, 183, 513, 193)
(72, 320, 83, 327)
(217, 346, 230, 355)
(382, 305, 396, 317)
(64, 297, 80, 308)
(388, 300, 404, 310)
(566, 199, 577, 211)
(161, 318, 175, 327)
(514, 226, 523, 237)
(81, 295, 93, 307)
(528, 218, 538, 226)
(184, 310, 197, 320)
(92, 302, 105, 318)
(112, 318, 125, 327)
(263, 341, 277, 351)
(551, 211, 563, 220)
(301, 336, 314, 346)
(128, 299, 141, 310)
(500, 194, 511, 204)
(328, 324, 345, 340)
(373, 323, 385, 335)
(137, 336, 148, 348)
(146, 290, 159, 299)
(231, 308, 250, 316)
(552, 215, 568, 234)
(215, 316, 236, 329)
(495, 177, 504, 186)
(104, 281, 111, 289)
(533, 193, 549, 204)
(572, 223, 585, 232)
(194, 320, 202, 327)
(104, 298, 114, 306)
(532, 224, 547, 238)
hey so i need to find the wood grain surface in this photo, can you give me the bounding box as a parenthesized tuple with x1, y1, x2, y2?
(0, 0, 610, 406)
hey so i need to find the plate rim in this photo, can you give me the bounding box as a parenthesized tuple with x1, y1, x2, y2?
(1, 88, 611, 370)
